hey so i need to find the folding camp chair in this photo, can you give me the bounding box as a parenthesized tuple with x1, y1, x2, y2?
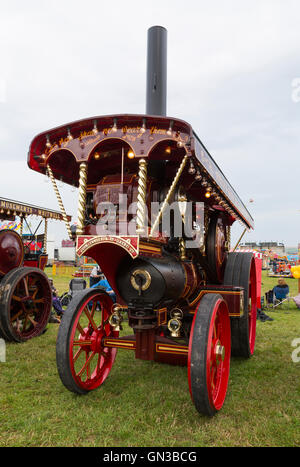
(265, 290, 274, 309)
(293, 294, 300, 309)
(272, 284, 290, 309)
(60, 278, 87, 307)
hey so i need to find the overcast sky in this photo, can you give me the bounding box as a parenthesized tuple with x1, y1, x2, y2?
(0, 0, 299, 248)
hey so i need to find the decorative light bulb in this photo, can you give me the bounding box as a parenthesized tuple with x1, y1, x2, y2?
(127, 150, 135, 159)
(92, 120, 98, 135)
(46, 135, 51, 148)
(195, 170, 202, 181)
(188, 159, 196, 174)
(141, 118, 146, 133)
(167, 120, 174, 136)
(67, 128, 73, 141)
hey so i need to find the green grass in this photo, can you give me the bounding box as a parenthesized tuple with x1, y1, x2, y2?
(0, 269, 299, 447)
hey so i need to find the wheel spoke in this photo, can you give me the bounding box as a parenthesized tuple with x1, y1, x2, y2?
(214, 322, 218, 339)
(32, 297, 45, 304)
(83, 307, 98, 331)
(23, 277, 29, 297)
(73, 347, 84, 363)
(216, 322, 222, 341)
(210, 366, 217, 390)
(10, 309, 24, 322)
(76, 322, 86, 336)
(31, 285, 39, 299)
(77, 351, 96, 378)
(16, 319, 22, 332)
(12, 294, 22, 302)
(90, 301, 97, 318)
(22, 314, 29, 332)
(28, 315, 38, 327)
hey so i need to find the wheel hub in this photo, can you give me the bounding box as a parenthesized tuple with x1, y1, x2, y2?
(215, 342, 225, 362)
(79, 327, 104, 353)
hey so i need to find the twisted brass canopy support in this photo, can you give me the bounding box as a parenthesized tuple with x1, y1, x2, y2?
(77, 162, 88, 236)
(232, 227, 247, 252)
(225, 225, 231, 252)
(20, 216, 23, 237)
(179, 237, 187, 261)
(47, 164, 72, 240)
(44, 218, 48, 254)
(136, 158, 148, 234)
(150, 154, 188, 237)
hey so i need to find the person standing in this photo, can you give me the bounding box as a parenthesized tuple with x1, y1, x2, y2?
(89, 265, 102, 287)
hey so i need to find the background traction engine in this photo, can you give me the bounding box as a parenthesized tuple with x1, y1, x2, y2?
(0, 197, 72, 342)
(0, 228, 52, 342)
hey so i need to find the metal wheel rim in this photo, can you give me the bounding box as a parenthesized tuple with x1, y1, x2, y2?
(7, 269, 51, 341)
(206, 299, 231, 410)
(248, 259, 257, 355)
(188, 296, 231, 414)
(68, 292, 118, 391)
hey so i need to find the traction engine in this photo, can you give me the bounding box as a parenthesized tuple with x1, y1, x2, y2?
(0, 198, 71, 342)
(27, 26, 258, 416)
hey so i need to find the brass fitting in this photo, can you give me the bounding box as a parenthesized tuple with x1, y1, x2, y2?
(167, 308, 183, 338)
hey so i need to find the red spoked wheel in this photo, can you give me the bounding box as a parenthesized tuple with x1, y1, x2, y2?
(224, 252, 257, 357)
(188, 293, 231, 417)
(0, 267, 52, 342)
(56, 289, 118, 394)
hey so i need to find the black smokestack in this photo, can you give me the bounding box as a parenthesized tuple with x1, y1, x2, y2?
(146, 26, 167, 116)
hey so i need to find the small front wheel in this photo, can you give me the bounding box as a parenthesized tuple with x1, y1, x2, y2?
(188, 293, 231, 416)
(56, 289, 118, 394)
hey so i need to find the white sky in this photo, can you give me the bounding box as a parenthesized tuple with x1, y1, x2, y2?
(0, 0, 299, 248)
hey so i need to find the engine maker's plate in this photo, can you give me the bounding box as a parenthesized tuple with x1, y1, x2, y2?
(76, 235, 139, 259)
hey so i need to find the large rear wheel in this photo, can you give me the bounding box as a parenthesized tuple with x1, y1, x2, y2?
(206, 214, 228, 284)
(224, 252, 257, 357)
(56, 289, 118, 394)
(0, 267, 52, 342)
(188, 293, 231, 416)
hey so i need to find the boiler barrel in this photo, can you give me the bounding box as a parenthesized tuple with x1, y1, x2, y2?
(0, 230, 24, 276)
(116, 255, 187, 307)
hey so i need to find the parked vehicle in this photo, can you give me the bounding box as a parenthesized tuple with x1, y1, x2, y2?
(0, 197, 71, 342)
(27, 27, 258, 416)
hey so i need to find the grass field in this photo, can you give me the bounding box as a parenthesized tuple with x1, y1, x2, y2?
(0, 268, 299, 447)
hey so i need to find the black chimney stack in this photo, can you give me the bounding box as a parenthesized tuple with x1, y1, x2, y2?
(146, 26, 167, 116)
